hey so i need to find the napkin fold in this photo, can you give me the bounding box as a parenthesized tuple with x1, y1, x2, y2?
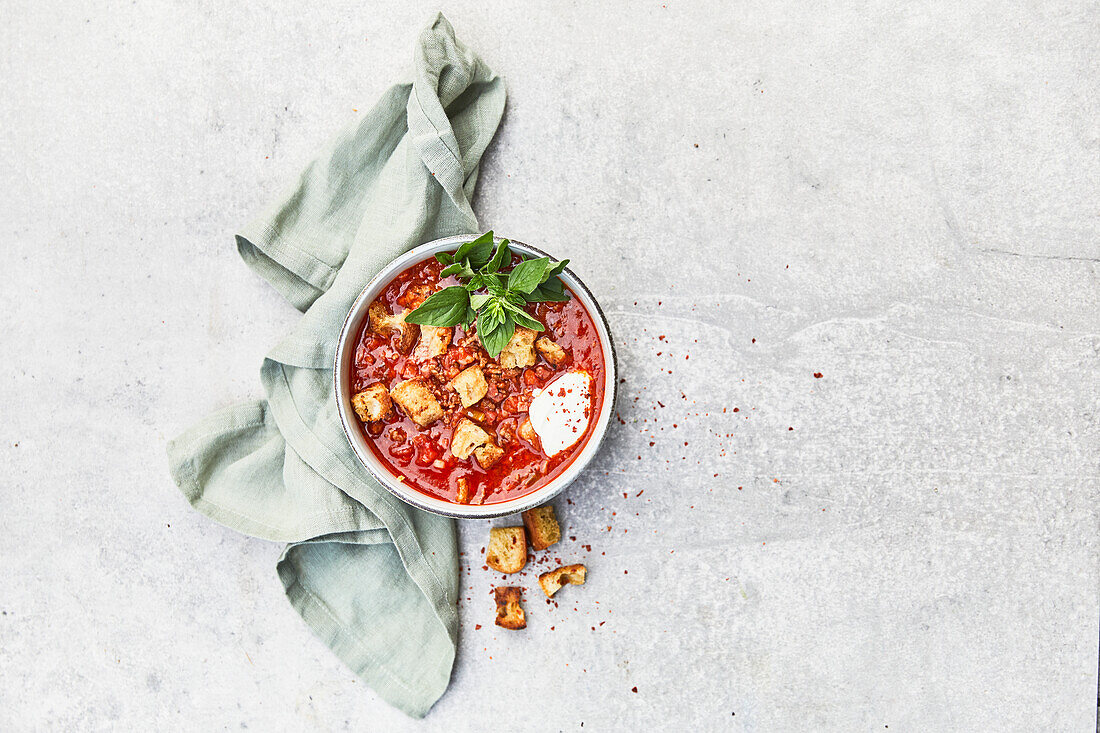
(166, 14, 505, 717)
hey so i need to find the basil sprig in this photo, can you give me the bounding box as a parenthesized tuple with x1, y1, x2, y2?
(404, 231, 570, 357)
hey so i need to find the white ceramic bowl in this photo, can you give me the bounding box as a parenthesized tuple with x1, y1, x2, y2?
(334, 234, 617, 519)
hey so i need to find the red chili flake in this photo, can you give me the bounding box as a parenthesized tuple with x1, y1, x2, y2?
(658, 335, 666, 341)
(751, 338, 756, 343)
(475, 624, 481, 630)
(631, 686, 638, 693)
(635, 489, 644, 497)
(648, 441, 655, 447)
(813, 372, 823, 378)
(733, 407, 739, 412)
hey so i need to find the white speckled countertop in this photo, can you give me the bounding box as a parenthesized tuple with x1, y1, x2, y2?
(2, 2, 1097, 730)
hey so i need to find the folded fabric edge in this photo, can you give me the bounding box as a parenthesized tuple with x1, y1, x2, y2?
(262, 359, 460, 638)
(166, 401, 383, 543)
(278, 558, 452, 719)
(165, 400, 269, 509)
(406, 13, 505, 230)
(236, 233, 328, 313)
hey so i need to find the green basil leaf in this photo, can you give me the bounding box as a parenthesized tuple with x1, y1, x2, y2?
(507, 256, 550, 294)
(469, 292, 491, 310)
(404, 286, 469, 327)
(443, 260, 476, 279)
(479, 299, 504, 332)
(484, 239, 511, 273)
(466, 242, 493, 269)
(485, 274, 507, 298)
(479, 312, 515, 358)
(541, 278, 565, 294)
(464, 306, 476, 326)
(526, 281, 571, 303)
(540, 258, 569, 283)
(452, 231, 494, 264)
(435, 252, 454, 265)
(502, 300, 545, 331)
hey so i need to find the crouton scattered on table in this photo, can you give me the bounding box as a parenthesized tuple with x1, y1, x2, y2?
(486, 526, 527, 573)
(538, 564, 587, 598)
(522, 505, 561, 550)
(494, 586, 526, 630)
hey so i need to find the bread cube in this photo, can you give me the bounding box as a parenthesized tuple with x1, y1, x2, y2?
(369, 301, 418, 353)
(538, 564, 587, 598)
(450, 365, 488, 407)
(486, 527, 527, 573)
(473, 442, 505, 469)
(412, 325, 452, 361)
(400, 284, 433, 309)
(450, 418, 505, 468)
(455, 477, 470, 504)
(494, 586, 526, 630)
(535, 337, 569, 366)
(522, 505, 561, 550)
(518, 417, 539, 448)
(498, 326, 538, 368)
(351, 382, 392, 423)
(451, 418, 493, 460)
(389, 379, 443, 426)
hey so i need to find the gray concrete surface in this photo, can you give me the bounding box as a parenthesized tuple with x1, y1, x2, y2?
(3, 1, 1098, 730)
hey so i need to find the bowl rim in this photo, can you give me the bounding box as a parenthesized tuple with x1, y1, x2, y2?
(333, 234, 618, 519)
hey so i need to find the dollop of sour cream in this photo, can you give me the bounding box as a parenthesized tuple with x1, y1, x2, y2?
(528, 370, 593, 457)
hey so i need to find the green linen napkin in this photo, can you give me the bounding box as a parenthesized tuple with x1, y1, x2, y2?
(166, 14, 505, 718)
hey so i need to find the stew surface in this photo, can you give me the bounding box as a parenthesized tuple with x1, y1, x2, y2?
(349, 254, 605, 505)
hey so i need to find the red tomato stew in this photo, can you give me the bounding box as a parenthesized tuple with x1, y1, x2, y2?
(348, 255, 606, 505)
